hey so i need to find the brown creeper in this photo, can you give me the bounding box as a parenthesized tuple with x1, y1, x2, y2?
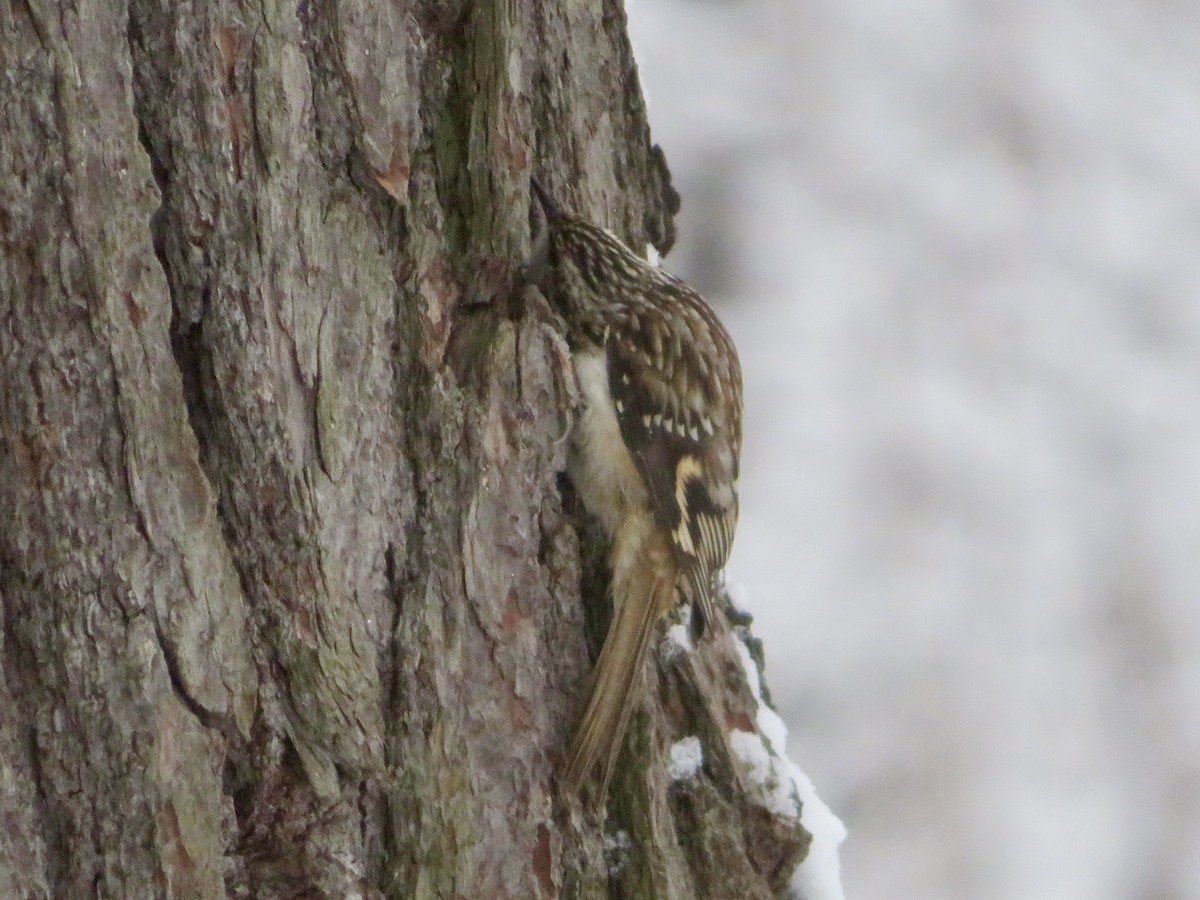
(529, 180, 743, 792)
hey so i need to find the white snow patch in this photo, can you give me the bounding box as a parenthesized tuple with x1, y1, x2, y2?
(789, 765, 849, 900)
(660, 604, 694, 662)
(724, 579, 752, 617)
(667, 736, 704, 782)
(728, 728, 773, 786)
(730, 631, 847, 899)
(733, 633, 763, 699)
(604, 829, 632, 876)
(733, 633, 791, 752)
(660, 622, 694, 662)
(729, 728, 801, 820)
(758, 703, 791, 757)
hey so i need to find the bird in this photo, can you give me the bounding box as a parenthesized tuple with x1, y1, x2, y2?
(528, 179, 743, 795)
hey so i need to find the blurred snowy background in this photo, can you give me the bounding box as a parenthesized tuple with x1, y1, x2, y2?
(625, 1, 1200, 897)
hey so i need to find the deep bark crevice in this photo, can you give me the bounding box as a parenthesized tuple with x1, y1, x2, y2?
(127, 1, 215, 477)
(1, 578, 63, 897)
(295, 0, 367, 191)
(24, 724, 62, 896)
(149, 609, 230, 736)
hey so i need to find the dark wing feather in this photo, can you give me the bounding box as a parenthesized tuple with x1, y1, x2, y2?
(606, 282, 742, 627)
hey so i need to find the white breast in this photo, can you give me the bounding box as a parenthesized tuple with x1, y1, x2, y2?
(570, 349, 648, 536)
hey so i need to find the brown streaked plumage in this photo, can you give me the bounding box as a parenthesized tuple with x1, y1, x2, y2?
(530, 180, 743, 795)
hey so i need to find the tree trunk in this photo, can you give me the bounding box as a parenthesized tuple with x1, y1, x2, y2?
(0, 0, 809, 896)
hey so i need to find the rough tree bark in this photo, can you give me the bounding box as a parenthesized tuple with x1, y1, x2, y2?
(0, 0, 809, 896)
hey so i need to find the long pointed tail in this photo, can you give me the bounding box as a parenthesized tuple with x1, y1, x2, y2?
(564, 525, 677, 793)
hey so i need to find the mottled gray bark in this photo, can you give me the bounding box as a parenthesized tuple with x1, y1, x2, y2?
(0, 0, 807, 897)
